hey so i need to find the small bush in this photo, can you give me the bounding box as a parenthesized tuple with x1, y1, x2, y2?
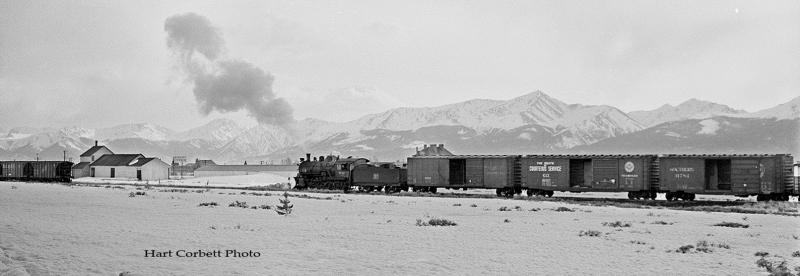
(514, 206, 522, 211)
(651, 221, 673, 225)
(756, 252, 771, 257)
(603, 221, 632, 228)
(675, 245, 695, 253)
(470, 204, 478, 207)
(228, 201, 249, 208)
(504, 219, 511, 223)
(674, 241, 730, 254)
(554, 207, 574, 212)
(498, 206, 511, 211)
(630, 240, 647, 245)
(198, 202, 218, 207)
(453, 203, 461, 206)
(578, 230, 602, 237)
(755, 257, 792, 275)
(792, 251, 800, 258)
(417, 218, 457, 227)
(529, 208, 541, 212)
(714, 222, 749, 228)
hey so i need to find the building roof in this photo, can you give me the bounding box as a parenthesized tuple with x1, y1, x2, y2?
(413, 144, 453, 156)
(72, 162, 91, 170)
(90, 154, 144, 166)
(194, 165, 298, 172)
(80, 145, 112, 157)
(128, 158, 156, 167)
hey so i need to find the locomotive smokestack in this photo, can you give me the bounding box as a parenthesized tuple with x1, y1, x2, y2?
(306, 153, 311, 162)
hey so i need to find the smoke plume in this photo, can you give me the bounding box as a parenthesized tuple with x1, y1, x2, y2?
(164, 13, 294, 125)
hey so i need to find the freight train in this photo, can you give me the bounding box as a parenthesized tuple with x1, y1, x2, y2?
(0, 161, 74, 182)
(295, 145, 798, 202)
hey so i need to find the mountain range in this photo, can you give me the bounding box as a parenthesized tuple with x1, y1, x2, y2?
(1, 91, 798, 163)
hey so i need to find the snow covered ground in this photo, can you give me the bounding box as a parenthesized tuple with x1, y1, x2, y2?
(73, 173, 293, 188)
(1, 181, 799, 275)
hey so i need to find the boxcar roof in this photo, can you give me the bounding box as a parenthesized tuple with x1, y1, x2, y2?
(409, 155, 518, 159)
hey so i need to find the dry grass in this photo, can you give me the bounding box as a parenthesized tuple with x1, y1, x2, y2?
(713, 222, 750, 228)
(416, 218, 457, 227)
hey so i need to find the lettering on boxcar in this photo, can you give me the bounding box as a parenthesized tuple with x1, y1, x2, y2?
(529, 161, 562, 172)
(669, 167, 695, 179)
(373, 173, 379, 180)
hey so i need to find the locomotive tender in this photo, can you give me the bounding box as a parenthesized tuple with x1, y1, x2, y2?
(0, 161, 74, 182)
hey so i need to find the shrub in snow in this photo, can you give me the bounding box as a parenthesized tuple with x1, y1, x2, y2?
(713, 222, 749, 228)
(602, 221, 632, 228)
(578, 230, 601, 237)
(553, 207, 574, 212)
(276, 191, 293, 216)
(228, 201, 249, 208)
(416, 218, 457, 227)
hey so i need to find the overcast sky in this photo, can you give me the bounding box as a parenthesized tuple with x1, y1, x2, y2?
(1, 0, 798, 130)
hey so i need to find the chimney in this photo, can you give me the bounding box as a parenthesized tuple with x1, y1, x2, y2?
(95, 140, 98, 146)
(438, 144, 444, 149)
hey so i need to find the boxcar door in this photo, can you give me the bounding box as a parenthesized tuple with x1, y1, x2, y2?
(759, 158, 776, 194)
(23, 163, 34, 178)
(137, 170, 142, 181)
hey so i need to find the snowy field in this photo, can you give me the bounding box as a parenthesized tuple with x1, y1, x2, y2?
(1, 181, 799, 275)
(73, 173, 293, 189)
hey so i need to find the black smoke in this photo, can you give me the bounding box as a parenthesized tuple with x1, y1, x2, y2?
(164, 13, 294, 125)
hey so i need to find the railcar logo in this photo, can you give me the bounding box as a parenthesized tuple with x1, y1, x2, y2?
(624, 161, 635, 173)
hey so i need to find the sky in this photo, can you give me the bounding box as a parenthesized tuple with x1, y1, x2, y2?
(0, 0, 798, 131)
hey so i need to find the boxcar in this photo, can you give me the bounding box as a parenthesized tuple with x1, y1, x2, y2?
(407, 155, 518, 194)
(0, 161, 73, 182)
(658, 154, 795, 201)
(520, 155, 658, 199)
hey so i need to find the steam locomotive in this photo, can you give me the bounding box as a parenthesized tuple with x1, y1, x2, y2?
(295, 145, 798, 201)
(294, 153, 409, 193)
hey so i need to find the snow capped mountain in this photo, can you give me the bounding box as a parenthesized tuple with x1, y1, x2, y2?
(628, 98, 746, 128)
(214, 124, 295, 162)
(94, 123, 175, 141)
(1, 92, 797, 162)
(751, 96, 800, 119)
(170, 118, 246, 146)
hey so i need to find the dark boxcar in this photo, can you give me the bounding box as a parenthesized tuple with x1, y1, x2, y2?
(407, 155, 515, 189)
(659, 154, 794, 199)
(521, 155, 654, 192)
(0, 161, 72, 182)
(407, 157, 449, 186)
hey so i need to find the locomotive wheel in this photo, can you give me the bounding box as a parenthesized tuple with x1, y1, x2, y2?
(430, 187, 437, 194)
(546, 191, 554, 197)
(665, 192, 674, 201)
(650, 192, 657, 200)
(627, 192, 636, 200)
